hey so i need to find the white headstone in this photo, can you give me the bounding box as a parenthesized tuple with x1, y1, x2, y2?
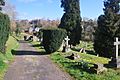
(62, 36, 71, 52)
(33, 36, 39, 42)
(114, 37, 120, 58)
(65, 36, 70, 46)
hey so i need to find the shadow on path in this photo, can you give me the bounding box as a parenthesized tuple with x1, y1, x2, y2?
(11, 40, 48, 55)
(11, 50, 48, 55)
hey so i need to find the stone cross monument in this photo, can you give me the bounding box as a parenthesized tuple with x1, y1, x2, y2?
(114, 37, 120, 58)
(109, 37, 120, 68)
(62, 36, 70, 52)
(65, 36, 70, 46)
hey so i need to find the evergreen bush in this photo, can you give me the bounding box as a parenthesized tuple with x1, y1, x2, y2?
(0, 12, 10, 53)
(43, 28, 66, 53)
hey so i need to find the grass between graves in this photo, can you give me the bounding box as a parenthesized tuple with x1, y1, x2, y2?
(31, 41, 120, 80)
(0, 36, 19, 80)
(51, 52, 120, 80)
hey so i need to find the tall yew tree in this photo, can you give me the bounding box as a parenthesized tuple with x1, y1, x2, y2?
(0, 0, 5, 10)
(94, 0, 120, 58)
(59, 0, 82, 46)
(0, 0, 10, 53)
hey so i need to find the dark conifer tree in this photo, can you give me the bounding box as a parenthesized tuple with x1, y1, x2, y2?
(0, 0, 10, 53)
(94, 0, 120, 58)
(59, 0, 82, 46)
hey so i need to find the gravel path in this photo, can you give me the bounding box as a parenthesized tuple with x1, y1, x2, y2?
(4, 41, 73, 80)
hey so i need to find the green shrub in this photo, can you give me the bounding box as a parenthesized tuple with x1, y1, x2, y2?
(43, 28, 66, 53)
(0, 12, 10, 53)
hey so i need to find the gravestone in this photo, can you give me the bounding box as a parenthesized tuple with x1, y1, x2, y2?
(59, 40, 65, 51)
(33, 36, 39, 42)
(26, 36, 33, 41)
(29, 36, 33, 41)
(65, 36, 70, 46)
(109, 37, 120, 68)
(65, 53, 80, 60)
(62, 36, 71, 52)
(40, 38, 43, 42)
(90, 63, 107, 74)
(80, 41, 87, 53)
(24, 36, 27, 41)
(114, 37, 120, 58)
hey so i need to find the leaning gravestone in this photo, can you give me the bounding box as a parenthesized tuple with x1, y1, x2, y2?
(90, 63, 107, 74)
(59, 40, 65, 51)
(65, 53, 80, 60)
(109, 37, 120, 68)
(62, 36, 71, 52)
(80, 41, 87, 53)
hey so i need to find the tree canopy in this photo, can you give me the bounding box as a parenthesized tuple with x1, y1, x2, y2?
(59, 0, 82, 46)
(94, 0, 120, 58)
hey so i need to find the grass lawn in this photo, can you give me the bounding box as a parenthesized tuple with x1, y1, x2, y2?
(30, 40, 120, 80)
(51, 52, 120, 80)
(0, 36, 19, 80)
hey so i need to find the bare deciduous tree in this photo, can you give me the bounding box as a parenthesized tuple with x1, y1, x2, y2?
(2, 0, 17, 31)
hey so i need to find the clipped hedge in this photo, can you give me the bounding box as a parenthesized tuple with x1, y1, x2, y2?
(43, 28, 66, 53)
(0, 12, 10, 53)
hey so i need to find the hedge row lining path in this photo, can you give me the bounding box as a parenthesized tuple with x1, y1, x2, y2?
(4, 40, 73, 80)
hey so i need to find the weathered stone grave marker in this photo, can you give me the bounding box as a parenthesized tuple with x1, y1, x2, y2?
(80, 41, 87, 53)
(65, 36, 70, 46)
(62, 36, 71, 52)
(33, 36, 39, 42)
(65, 53, 80, 60)
(90, 63, 107, 74)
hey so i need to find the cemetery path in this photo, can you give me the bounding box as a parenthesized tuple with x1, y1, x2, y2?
(4, 40, 73, 80)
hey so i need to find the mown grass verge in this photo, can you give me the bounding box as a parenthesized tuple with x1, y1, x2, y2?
(0, 36, 19, 80)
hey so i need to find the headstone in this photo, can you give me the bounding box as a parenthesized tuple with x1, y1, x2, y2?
(65, 36, 70, 46)
(29, 36, 33, 41)
(109, 37, 120, 68)
(74, 53, 80, 60)
(33, 36, 39, 42)
(26, 36, 33, 41)
(59, 40, 65, 51)
(80, 41, 87, 53)
(114, 37, 120, 58)
(24, 36, 27, 41)
(62, 36, 71, 52)
(40, 38, 43, 42)
(79, 48, 86, 53)
(97, 54, 99, 57)
(65, 53, 80, 60)
(90, 63, 107, 74)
